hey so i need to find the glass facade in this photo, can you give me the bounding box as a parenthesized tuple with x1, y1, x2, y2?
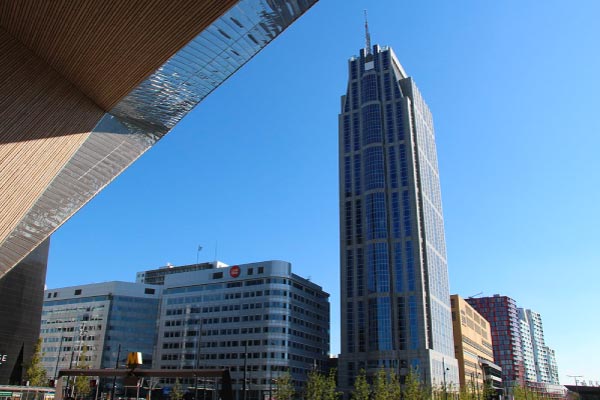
(339, 45, 457, 389)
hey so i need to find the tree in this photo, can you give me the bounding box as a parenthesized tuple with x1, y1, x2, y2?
(373, 368, 389, 400)
(403, 368, 428, 400)
(352, 370, 370, 400)
(24, 338, 48, 387)
(323, 369, 339, 400)
(171, 379, 184, 400)
(305, 370, 324, 400)
(73, 345, 91, 399)
(275, 371, 295, 400)
(387, 370, 401, 400)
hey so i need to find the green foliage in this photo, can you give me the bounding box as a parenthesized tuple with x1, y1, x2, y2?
(304, 369, 338, 400)
(387, 370, 401, 400)
(351, 370, 370, 400)
(73, 345, 91, 399)
(323, 370, 339, 400)
(24, 338, 48, 387)
(373, 368, 389, 400)
(275, 371, 295, 400)
(171, 378, 184, 400)
(403, 368, 428, 400)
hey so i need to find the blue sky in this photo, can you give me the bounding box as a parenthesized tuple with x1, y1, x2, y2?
(47, 0, 600, 386)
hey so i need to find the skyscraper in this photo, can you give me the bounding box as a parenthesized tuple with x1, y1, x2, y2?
(338, 37, 457, 390)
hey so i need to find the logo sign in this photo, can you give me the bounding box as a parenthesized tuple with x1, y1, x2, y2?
(0, 354, 7, 365)
(230, 266, 240, 278)
(126, 352, 143, 368)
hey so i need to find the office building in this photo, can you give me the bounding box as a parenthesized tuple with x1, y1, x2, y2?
(39, 282, 161, 382)
(136, 261, 227, 285)
(450, 295, 500, 392)
(338, 37, 458, 389)
(153, 260, 330, 400)
(466, 295, 525, 386)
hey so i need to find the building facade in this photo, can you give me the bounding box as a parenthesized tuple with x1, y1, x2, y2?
(338, 43, 457, 389)
(0, 240, 49, 384)
(519, 309, 560, 385)
(466, 295, 525, 386)
(153, 260, 330, 400)
(39, 282, 161, 382)
(450, 295, 498, 391)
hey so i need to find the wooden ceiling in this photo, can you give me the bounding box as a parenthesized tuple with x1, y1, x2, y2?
(0, 0, 238, 110)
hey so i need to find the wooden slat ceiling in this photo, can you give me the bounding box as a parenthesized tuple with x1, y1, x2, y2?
(0, 0, 238, 111)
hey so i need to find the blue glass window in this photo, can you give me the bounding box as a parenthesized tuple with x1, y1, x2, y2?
(352, 82, 358, 110)
(361, 74, 378, 104)
(346, 249, 354, 298)
(362, 104, 383, 145)
(356, 248, 364, 297)
(352, 113, 360, 151)
(353, 155, 361, 196)
(355, 198, 362, 244)
(392, 192, 400, 239)
(396, 102, 404, 141)
(346, 301, 354, 353)
(398, 296, 406, 350)
(366, 192, 387, 240)
(345, 201, 352, 246)
(399, 144, 408, 187)
(364, 147, 384, 191)
(402, 191, 412, 236)
(389, 147, 398, 189)
(344, 157, 352, 198)
(358, 300, 366, 352)
(368, 298, 378, 351)
(409, 296, 419, 349)
(385, 104, 394, 143)
(406, 240, 415, 291)
(367, 243, 389, 293)
(351, 60, 358, 80)
(343, 115, 351, 153)
(394, 243, 403, 291)
(377, 297, 392, 350)
(384, 74, 391, 102)
(382, 51, 390, 70)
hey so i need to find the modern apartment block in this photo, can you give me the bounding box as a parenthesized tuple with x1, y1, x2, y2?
(450, 295, 500, 392)
(153, 260, 330, 400)
(338, 39, 457, 389)
(518, 309, 560, 385)
(39, 282, 161, 380)
(466, 295, 525, 386)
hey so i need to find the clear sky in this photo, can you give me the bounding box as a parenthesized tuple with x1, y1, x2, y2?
(46, 0, 600, 386)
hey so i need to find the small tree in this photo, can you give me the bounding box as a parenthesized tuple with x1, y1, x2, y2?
(305, 370, 324, 400)
(171, 379, 184, 400)
(73, 345, 91, 399)
(388, 370, 401, 400)
(373, 368, 389, 400)
(275, 371, 295, 400)
(323, 369, 339, 400)
(403, 368, 427, 400)
(352, 370, 370, 400)
(24, 338, 48, 387)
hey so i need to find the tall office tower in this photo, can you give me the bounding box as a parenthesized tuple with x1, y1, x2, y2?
(338, 39, 457, 390)
(518, 309, 538, 382)
(466, 295, 525, 386)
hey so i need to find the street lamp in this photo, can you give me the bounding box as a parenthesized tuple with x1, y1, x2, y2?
(442, 358, 450, 400)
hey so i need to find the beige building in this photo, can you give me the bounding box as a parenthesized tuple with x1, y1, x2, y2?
(450, 295, 495, 391)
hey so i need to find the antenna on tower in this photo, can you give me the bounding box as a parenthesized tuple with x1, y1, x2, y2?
(364, 10, 371, 55)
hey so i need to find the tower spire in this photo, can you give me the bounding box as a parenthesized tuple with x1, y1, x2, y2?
(364, 10, 371, 55)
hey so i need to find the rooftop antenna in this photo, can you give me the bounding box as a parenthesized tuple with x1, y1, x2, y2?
(364, 10, 371, 55)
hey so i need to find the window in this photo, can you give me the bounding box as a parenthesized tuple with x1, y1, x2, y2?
(144, 288, 155, 295)
(247, 268, 253, 276)
(212, 272, 223, 279)
(74, 289, 82, 296)
(258, 267, 264, 274)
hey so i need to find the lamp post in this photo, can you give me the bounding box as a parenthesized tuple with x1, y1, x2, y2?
(442, 358, 450, 400)
(54, 336, 65, 382)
